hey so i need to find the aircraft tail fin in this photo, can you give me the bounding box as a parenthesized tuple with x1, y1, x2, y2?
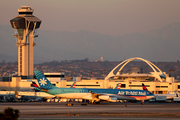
(176, 93, 179, 97)
(34, 70, 56, 90)
(142, 83, 148, 91)
(31, 82, 38, 88)
(115, 83, 121, 89)
(31, 81, 41, 92)
(70, 82, 77, 88)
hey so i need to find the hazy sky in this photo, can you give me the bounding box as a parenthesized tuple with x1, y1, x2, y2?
(1, 0, 180, 36)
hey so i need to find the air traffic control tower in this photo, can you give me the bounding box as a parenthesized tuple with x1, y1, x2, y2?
(10, 6, 41, 78)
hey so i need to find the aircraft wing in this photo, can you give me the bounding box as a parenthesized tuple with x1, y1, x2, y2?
(87, 90, 118, 102)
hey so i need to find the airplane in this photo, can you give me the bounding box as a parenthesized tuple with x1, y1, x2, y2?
(33, 81, 119, 102)
(142, 83, 179, 100)
(33, 81, 120, 102)
(34, 70, 154, 104)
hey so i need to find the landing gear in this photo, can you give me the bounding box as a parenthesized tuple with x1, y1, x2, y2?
(88, 100, 100, 104)
(93, 101, 100, 104)
(141, 100, 144, 105)
(88, 101, 95, 104)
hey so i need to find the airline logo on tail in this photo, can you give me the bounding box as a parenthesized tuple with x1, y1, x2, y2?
(71, 82, 77, 88)
(31, 82, 38, 88)
(34, 70, 56, 90)
(31, 82, 41, 92)
(115, 83, 121, 89)
(142, 83, 148, 91)
(116, 83, 121, 89)
(39, 78, 47, 86)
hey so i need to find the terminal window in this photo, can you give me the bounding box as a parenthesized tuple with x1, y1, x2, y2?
(45, 75, 64, 77)
(121, 84, 126, 88)
(156, 86, 168, 88)
(129, 85, 150, 87)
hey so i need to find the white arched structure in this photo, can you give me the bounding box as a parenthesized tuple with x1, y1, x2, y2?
(105, 57, 166, 82)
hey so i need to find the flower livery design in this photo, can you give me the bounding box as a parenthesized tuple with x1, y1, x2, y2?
(39, 77, 47, 86)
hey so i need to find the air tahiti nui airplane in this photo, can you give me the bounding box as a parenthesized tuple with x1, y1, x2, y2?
(34, 70, 154, 104)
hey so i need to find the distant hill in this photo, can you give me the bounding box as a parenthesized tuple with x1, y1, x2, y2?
(0, 23, 180, 63)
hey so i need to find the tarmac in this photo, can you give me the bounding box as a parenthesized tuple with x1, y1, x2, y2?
(0, 102, 180, 119)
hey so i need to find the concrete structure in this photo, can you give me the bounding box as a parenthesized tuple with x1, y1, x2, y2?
(10, 6, 41, 78)
(105, 57, 166, 82)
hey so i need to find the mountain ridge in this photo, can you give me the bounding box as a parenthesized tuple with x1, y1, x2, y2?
(0, 23, 180, 63)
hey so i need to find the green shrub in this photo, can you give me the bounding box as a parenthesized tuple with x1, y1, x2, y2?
(0, 107, 19, 120)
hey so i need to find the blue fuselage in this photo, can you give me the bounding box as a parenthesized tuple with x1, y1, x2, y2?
(45, 87, 154, 101)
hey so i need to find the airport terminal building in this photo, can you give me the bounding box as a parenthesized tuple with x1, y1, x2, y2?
(1, 57, 180, 96)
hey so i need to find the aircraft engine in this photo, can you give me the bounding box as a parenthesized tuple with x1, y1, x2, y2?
(110, 97, 117, 101)
(98, 95, 110, 100)
(99, 95, 117, 101)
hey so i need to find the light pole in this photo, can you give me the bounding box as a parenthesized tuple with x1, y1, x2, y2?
(91, 72, 93, 79)
(101, 69, 106, 79)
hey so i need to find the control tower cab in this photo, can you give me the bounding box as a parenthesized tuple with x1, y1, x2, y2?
(18, 6, 34, 15)
(10, 6, 41, 78)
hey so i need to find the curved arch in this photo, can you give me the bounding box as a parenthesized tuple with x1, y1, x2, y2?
(105, 57, 164, 82)
(117, 57, 163, 75)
